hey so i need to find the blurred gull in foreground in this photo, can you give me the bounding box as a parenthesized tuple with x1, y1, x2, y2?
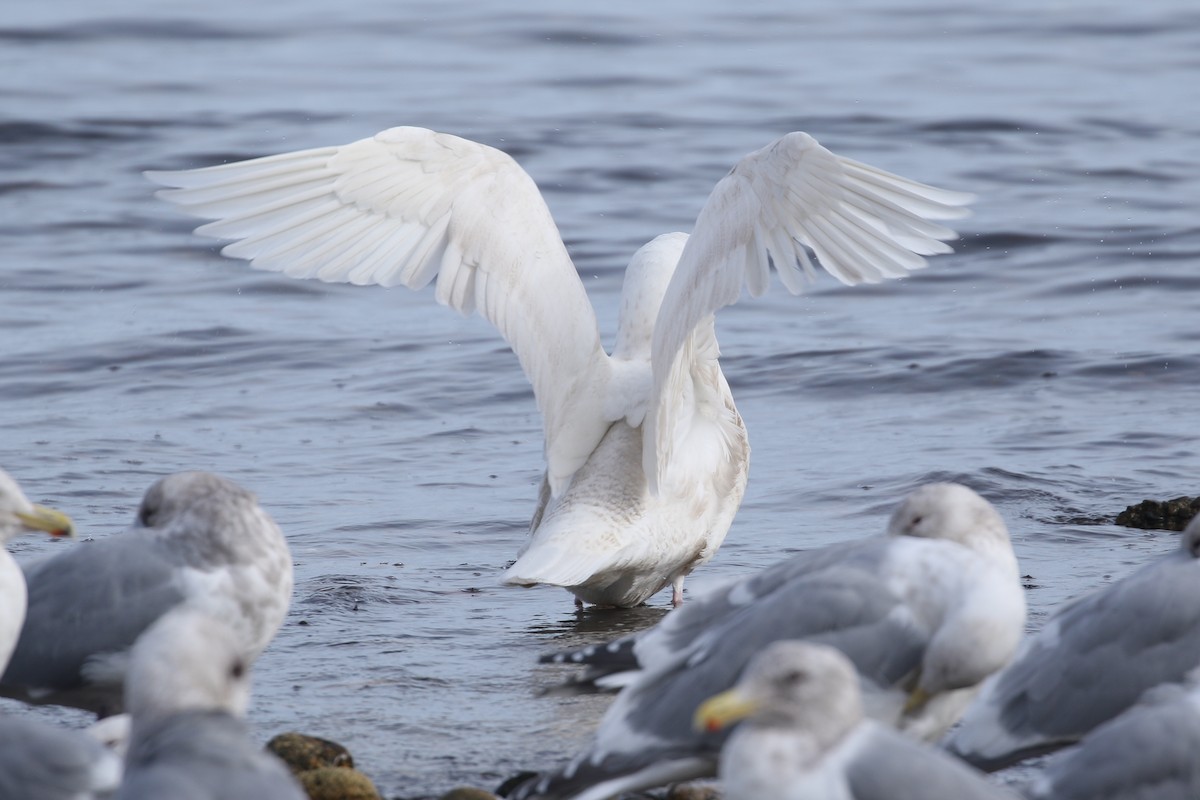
(514, 483, 1025, 800)
(1, 471, 293, 717)
(114, 608, 306, 800)
(946, 513, 1200, 770)
(0, 468, 121, 800)
(1025, 669, 1200, 800)
(0, 468, 74, 666)
(148, 126, 972, 608)
(0, 715, 122, 800)
(694, 640, 1019, 800)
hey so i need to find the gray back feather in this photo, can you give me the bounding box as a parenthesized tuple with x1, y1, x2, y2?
(117, 710, 305, 800)
(847, 726, 1018, 800)
(0, 714, 120, 800)
(2, 532, 187, 697)
(993, 550, 1200, 741)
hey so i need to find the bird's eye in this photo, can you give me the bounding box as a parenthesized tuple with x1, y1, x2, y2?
(137, 504, 156, 527)
(779, 669, 807, 687)
(910, 515, 924, 526)
(230, 659, 246, 679)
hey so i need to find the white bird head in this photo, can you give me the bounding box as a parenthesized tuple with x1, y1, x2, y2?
(613, 232, 689, 360)
(124, 608, 253, 724)
(694, 640, 864, 738)
(0, 468, 74, 544)
(887, 482, 1015, 570)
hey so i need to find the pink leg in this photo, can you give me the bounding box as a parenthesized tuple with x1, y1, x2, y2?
(671, 576, 685, 607)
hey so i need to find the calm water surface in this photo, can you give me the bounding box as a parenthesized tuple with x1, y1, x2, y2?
(2, 1, 1199, 796)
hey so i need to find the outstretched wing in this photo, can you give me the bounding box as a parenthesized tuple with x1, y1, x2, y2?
(148, 127, 612, 493)
(646, 132, 973, 488)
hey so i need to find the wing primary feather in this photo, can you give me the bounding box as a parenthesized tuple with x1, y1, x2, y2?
(222, 203, 360, 263)
(835, 185, 961, 243)
(839, 163, 973, 220)
(153, 168, 335, 215)
(194, 187, 338, 240)
(839, 156, 977, 210)
(338, 217, 404, 285)
(306, 215, 390, 282)
(821, 213, 928, 277)
(801, 222, 873, 285)
(144, 148, 338, 190)
(362, 223, 436, 287)
(300, 220, 420, 285)
(291, 212, 388, 278)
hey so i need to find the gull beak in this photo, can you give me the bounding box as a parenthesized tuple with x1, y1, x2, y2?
(903, 686, 932, 715)
(15, 504, 75, 538)
(693, 688, 760, 733)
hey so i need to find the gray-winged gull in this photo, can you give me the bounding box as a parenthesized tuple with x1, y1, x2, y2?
(946, 512, 1200, 770)
(0, 715, 122, 800)
(114, 607, 307, 800)
(147, 127, 972, 608)
(1, 471, 293, 716)
(694, 640, 1020, 800)
(513, 483, 1025, 800)
(1024, 670, 1200, 800)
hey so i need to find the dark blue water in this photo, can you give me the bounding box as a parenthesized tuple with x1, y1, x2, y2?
(2, 1, 1199, 796)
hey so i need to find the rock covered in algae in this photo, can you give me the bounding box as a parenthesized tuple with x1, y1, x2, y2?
(1115, 496, 1200, 531)
(268, 732, 355, 772)
(299, 766, 383, 800)
(266, 732, 381, 800)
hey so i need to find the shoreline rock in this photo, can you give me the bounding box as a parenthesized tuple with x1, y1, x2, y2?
(1115, 496, 1200, 531)
(267, 732, 381, 800)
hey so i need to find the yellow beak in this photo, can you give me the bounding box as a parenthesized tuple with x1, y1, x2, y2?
(15, 504, 75, 538)
(693, 688, 761, 733)
(903, 686, 933, 715)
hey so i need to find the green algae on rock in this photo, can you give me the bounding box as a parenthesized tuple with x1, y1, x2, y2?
(299, 766, 382, 800)
(268, 732, 356, 773)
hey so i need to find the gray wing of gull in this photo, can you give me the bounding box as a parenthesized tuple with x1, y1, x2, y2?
(513, 564, 926, 800)
(117, 710, 306, 800)
(642, 538, 886, 663)
(0, 714, 121, 800)
(949, 548, 1200, 767)
(1029, 683, 1200, 800)
(616, 564, 925, 748)
(847, 724, 1019, 800)
(1, 530, 188, 712)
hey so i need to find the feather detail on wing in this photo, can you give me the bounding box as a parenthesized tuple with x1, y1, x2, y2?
(645, 132, 974, 490)
(148, 127, 612, 493)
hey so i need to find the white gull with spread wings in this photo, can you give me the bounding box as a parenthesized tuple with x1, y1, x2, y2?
(148, 127, 971, 608)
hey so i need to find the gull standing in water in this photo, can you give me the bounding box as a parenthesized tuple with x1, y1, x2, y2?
(148, 127, 972, 608)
